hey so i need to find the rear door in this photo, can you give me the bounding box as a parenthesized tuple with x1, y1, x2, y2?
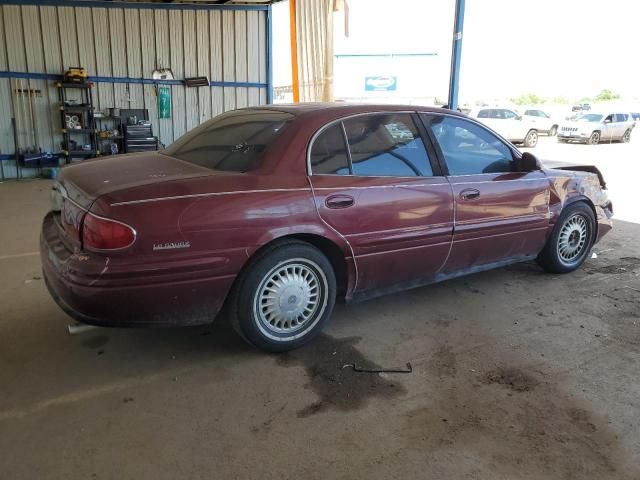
(309, 112, 454, 294)
(421, 113, 550, 272)
(615, 113, 629, 138)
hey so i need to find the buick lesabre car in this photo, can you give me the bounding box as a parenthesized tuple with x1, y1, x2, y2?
(41, 104, 613, 352)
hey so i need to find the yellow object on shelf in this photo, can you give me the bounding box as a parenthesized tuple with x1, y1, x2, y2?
(64, 67, 88, 83)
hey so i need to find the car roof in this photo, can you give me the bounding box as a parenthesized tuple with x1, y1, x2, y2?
(240, 102, 467, 118)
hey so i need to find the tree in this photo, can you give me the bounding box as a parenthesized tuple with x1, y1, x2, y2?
(595, 89, 620, 102)
(510, 93, 545, 105)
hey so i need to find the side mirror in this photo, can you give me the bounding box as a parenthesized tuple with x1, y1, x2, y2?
(519, 152, 541, 172)
(604, 118, 611, 124)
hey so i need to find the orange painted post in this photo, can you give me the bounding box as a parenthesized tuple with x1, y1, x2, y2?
(289, 0, 300, 103)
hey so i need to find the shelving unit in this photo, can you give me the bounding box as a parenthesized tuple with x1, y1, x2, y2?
(95, 115, 124, 156)
(57, 82, 98, 163)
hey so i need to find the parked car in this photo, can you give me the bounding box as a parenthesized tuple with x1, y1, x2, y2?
(558, 112, 634, 144)
(572, 103, 591, 112)
(470, 108, 539, 147)
(631, 112, 639, 127)
(41, 104, 613, 352)
(522, 108, 559, 136)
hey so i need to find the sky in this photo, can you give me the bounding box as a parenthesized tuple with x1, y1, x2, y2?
(273, 0, 640, 102)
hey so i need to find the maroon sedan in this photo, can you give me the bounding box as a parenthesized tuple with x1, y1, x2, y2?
(41, 104, 613, 351)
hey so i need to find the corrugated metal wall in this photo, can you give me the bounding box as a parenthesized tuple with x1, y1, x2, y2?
(0, 2, 269, 170)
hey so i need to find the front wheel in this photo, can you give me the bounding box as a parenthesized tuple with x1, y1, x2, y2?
(523, 130, 538, 148)
(228, 240, 336, 352)
(537, 203, 596, 274)
(587, 131, 600, 145)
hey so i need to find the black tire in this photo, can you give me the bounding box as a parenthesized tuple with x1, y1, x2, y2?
(558, 137, 568, 143)
(622, 129, 631, 143)
(228, 240, 336, 352)
(549, 125, 558, 136)
(537, 202, 596, 274)
(587, 131, 600, 145)
(523, 130, 538, 148)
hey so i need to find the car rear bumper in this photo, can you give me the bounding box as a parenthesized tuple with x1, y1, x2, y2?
(40, 212, 236, 327)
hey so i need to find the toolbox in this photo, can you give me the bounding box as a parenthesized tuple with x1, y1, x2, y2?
(124, 123, 158, 153)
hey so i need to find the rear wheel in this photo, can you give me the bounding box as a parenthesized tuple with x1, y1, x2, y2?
(622, 129, 631, 143)
(587, 131, 600, 145)
(537, 203, 596, 274)
(228, 240, 336, 352)
(549, 125, 558, 136)
(523, 130, 538, 147)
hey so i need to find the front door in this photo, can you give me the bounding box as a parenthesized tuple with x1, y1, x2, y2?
(308, 112, 454, 294)
(601, 114, 615, 141)
(422, 113, 550, 273)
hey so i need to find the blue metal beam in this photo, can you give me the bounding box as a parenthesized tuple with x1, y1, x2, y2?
(447, 0, 465, 110)
(0, 71, 268, 89)
(266, 4, 274, 104)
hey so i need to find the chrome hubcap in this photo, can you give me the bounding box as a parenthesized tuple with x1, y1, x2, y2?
(255, 261, 323, 335)
(558, 214, 588, 263)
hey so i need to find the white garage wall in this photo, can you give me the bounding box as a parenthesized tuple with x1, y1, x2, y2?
(0, 1, 270, 173)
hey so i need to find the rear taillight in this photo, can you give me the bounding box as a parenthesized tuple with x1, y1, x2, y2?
(82, 213, 136, 250)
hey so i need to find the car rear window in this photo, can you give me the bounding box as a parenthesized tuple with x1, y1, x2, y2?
(164, 109, 293, 172)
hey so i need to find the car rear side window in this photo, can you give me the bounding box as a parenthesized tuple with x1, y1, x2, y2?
(477, 109, 490, 118)
(310, 124, 350, 175)
(342, 114, 434, 177)
(163, 110, 293, 172)
(424, 115, 514, 175)
(615, 113, 628, 122)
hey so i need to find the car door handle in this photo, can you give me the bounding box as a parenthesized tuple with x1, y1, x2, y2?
(459, 188, 480, 201)
(326, 194, 354, 209)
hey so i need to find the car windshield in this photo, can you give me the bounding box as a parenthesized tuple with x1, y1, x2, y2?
(575, 114, 603, 122)
(163, 109, 293, 172)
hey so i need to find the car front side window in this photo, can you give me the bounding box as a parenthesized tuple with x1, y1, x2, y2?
(424, 115, 514, 176)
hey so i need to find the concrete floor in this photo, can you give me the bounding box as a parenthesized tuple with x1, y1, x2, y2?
(1, 140, 639, 479)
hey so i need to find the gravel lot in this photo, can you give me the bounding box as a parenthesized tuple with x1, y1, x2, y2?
(0, 138, 638, 479)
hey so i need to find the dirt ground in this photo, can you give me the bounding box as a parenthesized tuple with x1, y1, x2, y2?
(1, 139, 639, 479)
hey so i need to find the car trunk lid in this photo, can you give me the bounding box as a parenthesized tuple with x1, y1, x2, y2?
(51, 152, 216, 247)
(57, 152, 215, 208)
